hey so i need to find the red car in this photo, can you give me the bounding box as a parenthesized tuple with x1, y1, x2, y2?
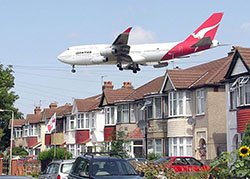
(154, 156, 210, 173)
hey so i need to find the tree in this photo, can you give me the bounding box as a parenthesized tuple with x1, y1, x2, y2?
(0, 64, 22, 151)
(110, 130, 129, 158)
(241, 123, 250, 147)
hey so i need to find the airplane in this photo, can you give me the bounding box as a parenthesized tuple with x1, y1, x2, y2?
(58, 12, 224, 73)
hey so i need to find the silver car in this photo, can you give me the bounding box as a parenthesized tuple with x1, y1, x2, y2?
(38, 160, 74, 179)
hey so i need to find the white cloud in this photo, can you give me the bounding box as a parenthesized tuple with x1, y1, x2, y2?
(241, 23, 250, 32)
(129, 26, 156, 44)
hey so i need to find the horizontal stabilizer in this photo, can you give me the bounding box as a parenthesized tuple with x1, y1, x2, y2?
(153, 62, 169, 68)
(191, 36, 212, 48)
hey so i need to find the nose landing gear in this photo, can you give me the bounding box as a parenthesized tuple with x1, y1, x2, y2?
(71, 65, 76, 73)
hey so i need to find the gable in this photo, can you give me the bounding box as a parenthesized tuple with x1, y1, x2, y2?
(161, 75, 175, 93)
(231, 57, 248, 76)
(225, 50, 250, 79)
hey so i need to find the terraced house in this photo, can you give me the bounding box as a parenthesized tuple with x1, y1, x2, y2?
(13, 47, 250, 161)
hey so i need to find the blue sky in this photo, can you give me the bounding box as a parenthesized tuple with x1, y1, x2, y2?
(0, 0, 250, 116)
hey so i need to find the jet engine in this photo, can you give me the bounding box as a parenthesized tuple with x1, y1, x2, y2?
(100, 48, 117, 56)
(91, 56, 108, 64)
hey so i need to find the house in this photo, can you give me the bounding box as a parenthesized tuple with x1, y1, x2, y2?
(224, 46, 250, 152)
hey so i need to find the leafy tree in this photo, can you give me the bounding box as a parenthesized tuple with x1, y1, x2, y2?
(12, 146, 28, 157)
(241, 123, 250, 147)
(110, 130, 129, 158)
(0, 64, 23, 150)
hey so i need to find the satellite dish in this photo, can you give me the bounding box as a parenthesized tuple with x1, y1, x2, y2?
(187, 117, 195, 125)
(137, 120, 146, 129)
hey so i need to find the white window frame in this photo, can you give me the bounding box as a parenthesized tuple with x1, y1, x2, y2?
(105, 107, 116, 125)
(23, 125, 29, 137)
(196, 89, 205, 115)
(14, 128, 22, 138)
(91, 112, 95, 128)
(117, 104, 129, 123)
(169, 91, 192, 117)
(77, 113, 84, 129)
(169, 137, 193, 156)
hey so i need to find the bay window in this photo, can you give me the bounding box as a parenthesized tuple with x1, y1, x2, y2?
(169, 137, 192, 156)
(169, 91, 192, 117)
(117, 104, 129, 123)
(105, 107, 115, 125)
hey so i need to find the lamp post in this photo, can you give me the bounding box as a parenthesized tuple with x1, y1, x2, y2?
(0, 109, 14, 175)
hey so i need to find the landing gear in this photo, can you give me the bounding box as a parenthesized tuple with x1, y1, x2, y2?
(132, 64, 140, 73)
(71, 65, 76, 73)
(117, 63, 123, 71)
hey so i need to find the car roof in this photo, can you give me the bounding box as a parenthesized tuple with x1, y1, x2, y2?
(49, 159, 75, 164)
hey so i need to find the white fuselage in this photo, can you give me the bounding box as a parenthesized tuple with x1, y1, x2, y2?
(58, 42, 179, 66)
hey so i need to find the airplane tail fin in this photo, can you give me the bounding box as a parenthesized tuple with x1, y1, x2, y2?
(183, 12, 224, 45)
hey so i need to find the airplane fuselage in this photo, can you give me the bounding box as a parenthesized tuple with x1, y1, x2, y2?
(57, 12, 223, 73)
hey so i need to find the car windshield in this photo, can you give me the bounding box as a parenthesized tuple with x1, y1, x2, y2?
(92, 159, 137, 176)
(61, 163, 74, 174)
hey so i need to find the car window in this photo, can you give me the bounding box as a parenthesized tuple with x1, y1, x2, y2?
(185, 158, 203, 166)
(71, 157, 89, 177)
(154, 157, 171, 164)
(45, 163, 59, 174)
(173, 158, 188, 165)
(51, 163, 60, 174)
(61, 163, 73, 174)
(92, 160, 137, 176)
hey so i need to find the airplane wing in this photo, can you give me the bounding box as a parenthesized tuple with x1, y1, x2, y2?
(112, 27, 132, 45)
(190, 36, 213, 48)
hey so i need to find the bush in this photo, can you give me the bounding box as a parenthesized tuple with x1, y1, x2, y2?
(38, 147, 72, 161)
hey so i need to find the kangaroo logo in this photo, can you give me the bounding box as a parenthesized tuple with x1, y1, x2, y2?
(192, 22, 220, 39)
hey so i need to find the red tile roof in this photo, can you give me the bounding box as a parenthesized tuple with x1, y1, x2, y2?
(127, 76, 164, 100)
(26, 113, 42, 124)
(75, 94, 102, 112)
(102, 88, 134, 105)
(12, 119, 26, 127)
(168, 55, 233, 89)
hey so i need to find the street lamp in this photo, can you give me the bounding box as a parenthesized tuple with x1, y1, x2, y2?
(0, 109, 14, 175)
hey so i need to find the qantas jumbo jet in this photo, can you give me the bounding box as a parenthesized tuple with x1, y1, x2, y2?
(58, 12, 223, 73)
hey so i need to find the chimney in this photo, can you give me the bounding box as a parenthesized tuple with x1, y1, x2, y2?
(34, 106, 41, 114)
(122, 82, 133, 89)
(49, 102, 57, 109)
(102, 81, 114, 90)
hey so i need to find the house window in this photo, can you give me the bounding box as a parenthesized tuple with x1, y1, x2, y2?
(169, 137, 193, 156)
(155, 97, 162, 118)
(196, 89, 205, 115)
(163, 95, 168, 117)
(169, 91, 191, 117)
(130, 104, 136, 123)
(117, 104, 129, 123)
(186, 91, 192, 115)
(230, 77, 250, 107)
(70, 115, 75, 130)
(91, 112, 95, 128)
(76, 144, 85, 156)
(77, 114, 84, 129)
(105, 107, 115, 125)
(23, 125, 29, 137)
(85, 113, 89, 128)
(147, 99, 153, 119)
(14, 128, 22, 138)
(29, 125, 37, 136)
(68, 144, 76, 158)
(147, 139, 163, 155)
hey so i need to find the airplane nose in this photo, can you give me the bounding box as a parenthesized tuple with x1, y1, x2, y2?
(57, 53, 70, 64)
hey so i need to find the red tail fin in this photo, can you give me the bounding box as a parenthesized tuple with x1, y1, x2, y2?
(184, 12, 223, 44)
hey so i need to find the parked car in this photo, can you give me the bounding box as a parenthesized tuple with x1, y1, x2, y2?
(154, 156, 210, 173)
(68, 152, 144, 179)
(38, 159, 74, 179)
(0, 177, 34, 179)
